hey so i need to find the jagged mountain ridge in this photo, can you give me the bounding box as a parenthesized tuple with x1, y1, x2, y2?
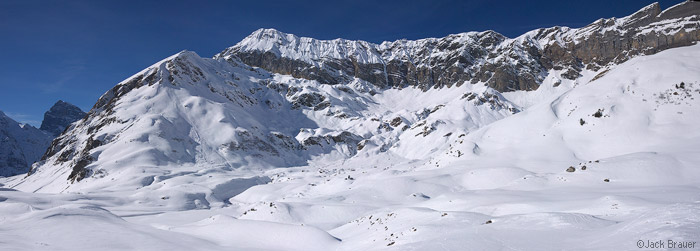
(217, 2, 700, 92)
(13, 1, 700, 192)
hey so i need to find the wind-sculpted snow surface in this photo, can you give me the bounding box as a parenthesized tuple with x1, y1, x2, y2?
(2, 2, 700, 250)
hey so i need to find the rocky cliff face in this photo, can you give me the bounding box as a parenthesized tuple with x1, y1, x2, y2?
(40, 100, 86, 137)
(533, 1, 700, 73)
(217, 2, 700, 92)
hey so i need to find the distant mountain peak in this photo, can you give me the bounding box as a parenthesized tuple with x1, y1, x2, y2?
(40, 100, 86, 137)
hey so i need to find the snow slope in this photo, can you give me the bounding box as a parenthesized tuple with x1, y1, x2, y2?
(2, 3, 700, 249)
(0, 111, 52, 177)
(11, 47, 520, 194)
(1, 39, 700, 250)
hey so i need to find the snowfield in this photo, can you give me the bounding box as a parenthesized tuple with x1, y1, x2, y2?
(2, 40, 700, 251)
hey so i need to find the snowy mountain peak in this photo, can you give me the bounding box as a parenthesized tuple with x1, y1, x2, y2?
(220, 28, 383, 66)
(17, 38, 523, 192)
(26, 49, 372, 189)
(219, 3, 700, 93)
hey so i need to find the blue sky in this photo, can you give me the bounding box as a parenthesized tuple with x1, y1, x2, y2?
(0, 0, 680, 126)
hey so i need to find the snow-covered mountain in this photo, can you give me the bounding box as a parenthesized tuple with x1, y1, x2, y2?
(14, 0, 699, 191)
(0, 111, 52, 177)
(15, 48, 520, 192)
(218, 2, 700, 92)
(40, 100, 86, 137)
(2, 2, 700, 250)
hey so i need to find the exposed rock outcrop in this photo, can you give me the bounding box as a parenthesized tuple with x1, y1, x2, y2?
(40, 100, 87, 137)
(533, 2, 700, 74)
(216, 2, 700, 92)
